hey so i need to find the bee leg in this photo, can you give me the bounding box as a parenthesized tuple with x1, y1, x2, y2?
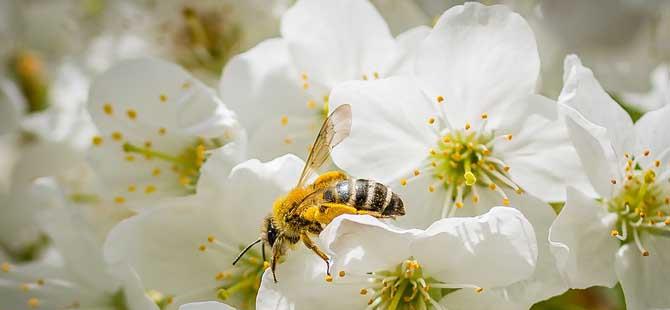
(300, 232, 331, 276)
(311, 171, 348, 190)
(271, 234, 285, 283)
(262, 242, 266, 263)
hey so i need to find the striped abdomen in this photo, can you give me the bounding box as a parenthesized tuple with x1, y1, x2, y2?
(322, 179, 405, 217)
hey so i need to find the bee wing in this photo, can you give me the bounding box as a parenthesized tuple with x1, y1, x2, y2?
(296, 104, 352, 187)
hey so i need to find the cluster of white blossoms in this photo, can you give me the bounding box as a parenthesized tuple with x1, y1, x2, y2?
(1, 0, 669, 310)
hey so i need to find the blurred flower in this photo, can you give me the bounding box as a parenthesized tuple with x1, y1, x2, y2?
(256, 207, 537, 309)
(179, 301, 237, 310)
(621, 64, 670, 113)
(104, 154, 304, 309)
(86, 58, 243, 209)
(550, 55, 670, 310)
(220, 0, 425, 161)
(0, 206, 157, 310)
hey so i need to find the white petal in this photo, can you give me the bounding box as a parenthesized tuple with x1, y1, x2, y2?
(321, 215, 421, 275)
(615, 235, 670, 310)
(439, 288, 519, 310)
(179, 301, 236, 310)
(548, 187, 619, 289)
(256, 248, 366, 310)
(392, 174, 448, 229)
(219, 38, 313, 161)
(634, 104, 670, 171)
(0, 79, 24, 135)
(113, 264, 161, 310)
(498, 111, 595, 202)
(330, 77, 437, 183)
(196, 142, 247, 196)
(412, 207, 537, 289)
(104, 201, 227, 301)
(559, 55, 635, 156)
(415, 2, 539, 128)
(281, 0, 398, 88)
(218, 155, 304, 240)
(390, 25, 431, 75)
(560, 103, 621, 198)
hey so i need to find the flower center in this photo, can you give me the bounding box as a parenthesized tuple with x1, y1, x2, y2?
(122, 137, 223, 189)
(174, 6, 243, 76)
(400, 114, 521, 217)
(607, 152, 670, 256)
(193, 236, 268, 309)
(357, 258, 462, 310)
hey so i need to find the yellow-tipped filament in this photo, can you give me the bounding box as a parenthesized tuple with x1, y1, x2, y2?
(607, 151, 670, 257)
(359, 258, 471, 310)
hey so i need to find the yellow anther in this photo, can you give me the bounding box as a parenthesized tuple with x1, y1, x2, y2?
(36, 279, 44, 286)
(1, 262, 11, 272)
(92, 136, 103, 146)
(21, 283, 30, 292)
(643, 149, 651, 157)
(125, 155, 135, 162)
(644, 170, 656, 184)
(481, 113, 488, 120)
(464, 172, 476, 186)
(158, 127, 167, 135)
(152, 168, 161, 176)
(166, 296, 174, 305)
(503, 166, 511, 173)
(181, 81, 191, 89)
(280, 115, 289, 126)
(429, 148, 437, 156)
(111, 132, 123, 141)
(413, 169, 421, 176)
(103, 103, 113, 115)
(505, 134, 513, 141)
(488, 183, 497, 190)
(436, 96, 444, 103)
(283, 137, 293, 145)
(215, 272, 226, 281)
(465, 122, 471, 130)
(307, 100, 317, 109)
(128, 185, 136, 192)
(502, 198, 510, 206)
(428, 185, 435, 192)
(610, 179, 617, 185)
(126, 109, 137, 120)
(199, 244, 207, 252)
(338, 271, 346, 277)
(655, 160, 661, 167)
(325, 275, 333, 282)
(28, 298, 40, 308)
(455, 201, 463, 209)
(362, 74, 368, 80)
(611, 230, 619, 237)
(427, 117, 436, 125)
(360, 288, 368, 295)
(400, 179, 408, 186)
(263, 261, 270, 269)
(160, 94, 168, 102)
(475, 287, 484, 293)
(207, 235, 215, 243)
(642, 250, 650, 256)
(145, 185, 156, 194)
(144, 141, 152, 148)
(442, 136, 451, 143)
(301, 73, 308, 80)
(373, 72, 380, 79)
(179, 176, 191, 185)
(472, 195, 480, 204)
(665, 218, 670, 225)
(114, 196, 126, 204)
(303, 82, 309, 89)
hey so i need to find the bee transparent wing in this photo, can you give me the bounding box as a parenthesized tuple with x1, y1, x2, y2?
(296, 104, 352, 187)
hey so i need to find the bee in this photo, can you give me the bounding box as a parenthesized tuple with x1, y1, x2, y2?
(232, 104, 405, 282)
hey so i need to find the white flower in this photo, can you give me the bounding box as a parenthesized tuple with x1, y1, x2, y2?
(549, 55, 670, 310)
(256, 207, 537, 309)
(0, 206, 157, 310)
(220, 0, 424, 161)
(328, 3, 588, 306)
(87, 58, 243, 209)
(104, 153, 305, 309)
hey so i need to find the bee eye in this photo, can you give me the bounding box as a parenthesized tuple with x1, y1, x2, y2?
(266, 221, 278, 247)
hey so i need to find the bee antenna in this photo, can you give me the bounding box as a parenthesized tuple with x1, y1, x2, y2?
(232, 239, 262, 266)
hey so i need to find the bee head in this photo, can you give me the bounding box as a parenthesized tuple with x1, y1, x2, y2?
(261, 214, 280, 248)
